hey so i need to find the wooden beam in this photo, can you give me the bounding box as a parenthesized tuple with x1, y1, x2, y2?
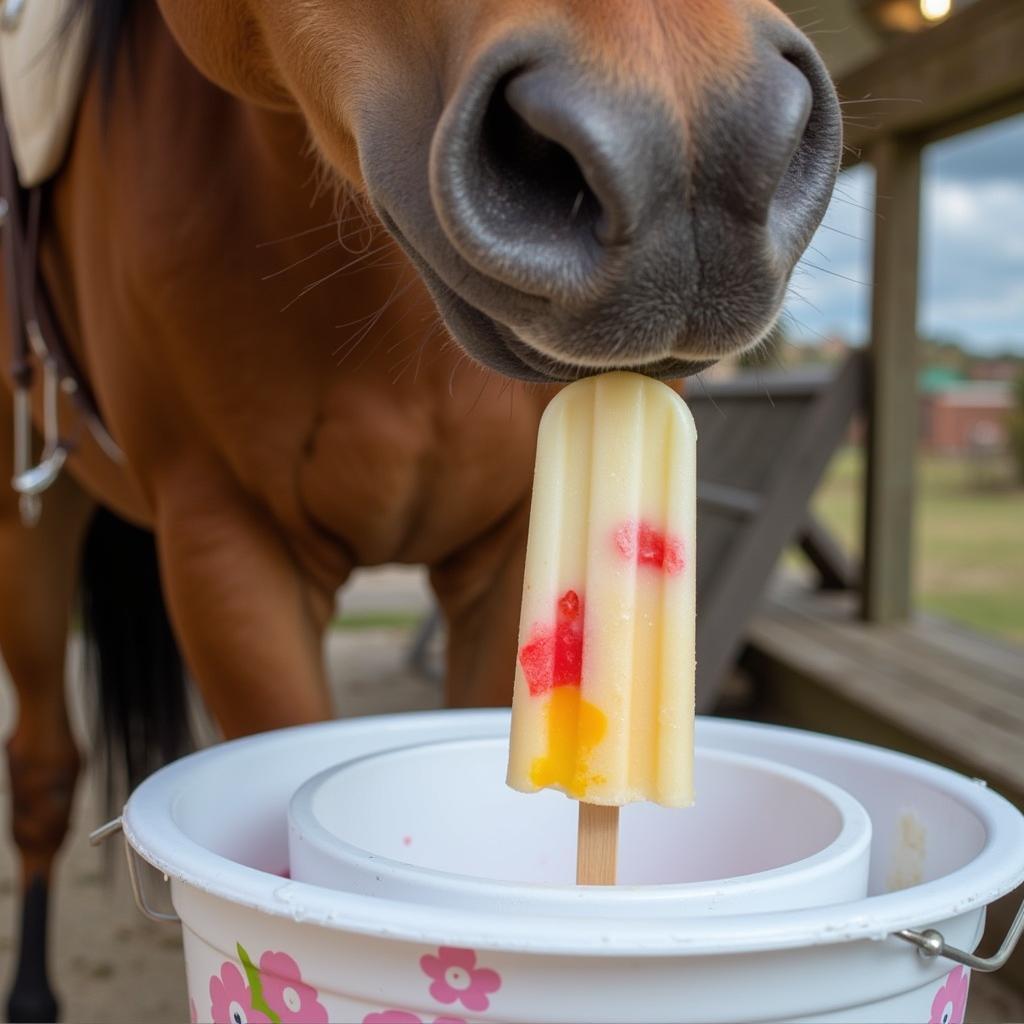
(838, 0, 1024, 164)
(799, 516, 860, 592)
(919, 92, 1024, 151)
(862, 137, 921, 623)
(696, 481, 761, 518)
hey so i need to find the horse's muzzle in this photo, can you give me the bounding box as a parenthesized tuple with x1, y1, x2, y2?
(363, 17, 841, 381)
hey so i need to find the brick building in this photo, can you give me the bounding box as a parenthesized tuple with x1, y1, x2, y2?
(921, 381, 1013, 453)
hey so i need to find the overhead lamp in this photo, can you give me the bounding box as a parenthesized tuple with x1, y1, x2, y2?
(855, 0, 960, 33)
(920, 0, 952, 20)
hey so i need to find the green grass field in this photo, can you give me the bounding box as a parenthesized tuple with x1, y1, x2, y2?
(807, 448, 1024, 643)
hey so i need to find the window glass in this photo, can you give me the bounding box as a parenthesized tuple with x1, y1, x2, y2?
(779, 165, 875, 568)
(916, 117, 1024, 642)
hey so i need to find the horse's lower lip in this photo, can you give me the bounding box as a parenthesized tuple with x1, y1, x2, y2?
(375, 204, 715, 383)
(499, 324, 715, 382)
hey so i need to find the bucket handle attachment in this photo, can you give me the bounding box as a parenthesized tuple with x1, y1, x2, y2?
(89, 817, 181, 925)
(896, 892, 1024, 973)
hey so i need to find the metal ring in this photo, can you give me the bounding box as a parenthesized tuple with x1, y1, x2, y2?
(896, 891, 1024, 973)
(10, 339, 69, 499)
(11, 445, 67, 496)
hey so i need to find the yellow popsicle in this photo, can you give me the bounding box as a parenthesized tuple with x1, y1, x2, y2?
(507, 371, 697, 807)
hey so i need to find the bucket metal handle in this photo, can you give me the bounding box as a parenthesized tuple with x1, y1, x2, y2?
(89, 817, 181, 925)
(896, 892, 1024, 973)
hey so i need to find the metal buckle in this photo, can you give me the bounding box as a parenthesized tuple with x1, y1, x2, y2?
(11, 322, 68, 523)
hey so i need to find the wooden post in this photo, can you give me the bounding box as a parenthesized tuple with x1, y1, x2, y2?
(862, 136, 923, 624)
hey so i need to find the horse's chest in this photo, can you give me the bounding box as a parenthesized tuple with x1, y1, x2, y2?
(295, 382, 542, 567)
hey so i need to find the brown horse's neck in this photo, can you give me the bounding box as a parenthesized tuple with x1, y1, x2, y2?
(45, 3, 547, 579)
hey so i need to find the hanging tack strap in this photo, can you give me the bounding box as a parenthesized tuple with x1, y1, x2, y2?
(0, 110, 123, 524)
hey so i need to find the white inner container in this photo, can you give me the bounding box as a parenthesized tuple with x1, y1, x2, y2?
(288, 737, 873, 915)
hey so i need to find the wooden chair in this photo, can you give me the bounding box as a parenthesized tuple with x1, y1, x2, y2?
(408, 350, 867, 708)
(691, 350, 865, 710)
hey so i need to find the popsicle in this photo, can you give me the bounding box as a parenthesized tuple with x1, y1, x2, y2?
(506, 371, 697, 813)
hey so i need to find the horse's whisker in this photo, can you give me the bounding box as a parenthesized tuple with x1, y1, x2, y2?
(282, 242, 396, 310)
(837, 96, 923, 106)
(255, 219, 343, 248)
(261, 238, 341, 280)
(334, 274, 418, 364)
(817, 222, 862, 240)
(796, 259, 867, 286)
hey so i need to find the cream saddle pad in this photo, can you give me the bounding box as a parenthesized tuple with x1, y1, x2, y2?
(0, 0, 91, 187)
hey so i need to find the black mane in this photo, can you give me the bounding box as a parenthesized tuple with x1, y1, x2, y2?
(69, 0, 137, 98)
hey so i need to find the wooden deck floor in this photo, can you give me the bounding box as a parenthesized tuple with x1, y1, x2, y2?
(748, 586, 1024, 799)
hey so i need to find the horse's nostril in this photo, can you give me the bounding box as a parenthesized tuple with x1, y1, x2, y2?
(425, 26, 840, 359)
(429, 50, 672, 305)
(762, 39, 841, 262)
(761, 56, 815, 216)
(480, 71, 603, 245)
(690, 26, 838, 270)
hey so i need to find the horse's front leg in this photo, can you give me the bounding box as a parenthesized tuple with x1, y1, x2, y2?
(152, 463, 338, 737)
(431, 500, 530, 708)
(0, 436, 94, 1021)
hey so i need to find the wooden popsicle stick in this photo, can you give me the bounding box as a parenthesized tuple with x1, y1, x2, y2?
(576, 803, 620, 885)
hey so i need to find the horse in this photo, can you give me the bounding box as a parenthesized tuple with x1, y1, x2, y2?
(0, 0, 840, 1018)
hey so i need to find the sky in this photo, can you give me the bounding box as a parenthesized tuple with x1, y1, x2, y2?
(782, 113, 1024, 356)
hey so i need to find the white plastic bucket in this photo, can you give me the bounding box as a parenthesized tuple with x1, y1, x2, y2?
(288, 737, 872, 915)
(120, 711, 1024, 1023)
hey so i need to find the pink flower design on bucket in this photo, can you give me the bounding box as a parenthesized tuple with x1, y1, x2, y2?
(190, 997, 198, 1024)
(420, 946, 501, 1011)
(258, 951, 328, 1023)
(930, 966, 970, 1024)
(210, 962, 269, 1024)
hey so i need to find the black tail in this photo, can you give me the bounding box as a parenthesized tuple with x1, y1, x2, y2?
(80, 506, 192, 804)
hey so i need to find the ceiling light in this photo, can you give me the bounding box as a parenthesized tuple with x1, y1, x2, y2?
(921, 0, 952, 20)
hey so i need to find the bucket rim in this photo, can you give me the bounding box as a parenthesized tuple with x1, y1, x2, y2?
(122, 710, 1024, 956)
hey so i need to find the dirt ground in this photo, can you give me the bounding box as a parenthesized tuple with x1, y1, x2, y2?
(1, 566, 1023, 1023)
(0, 567, 443, 1023)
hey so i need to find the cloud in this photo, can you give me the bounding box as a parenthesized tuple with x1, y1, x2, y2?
(783, 164, 874, 344)
(921, 176, 1024, 348)
(783, 114, 1024, 355)
(923, 116, 1024, 186)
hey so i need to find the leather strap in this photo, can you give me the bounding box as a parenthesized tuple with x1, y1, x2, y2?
(1, 109, 113, 449)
